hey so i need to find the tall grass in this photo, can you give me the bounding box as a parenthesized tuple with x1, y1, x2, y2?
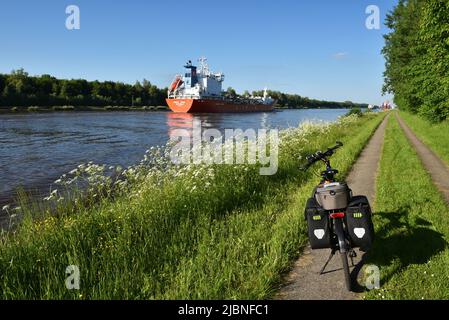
(365, 115, 449, 300)
(0, 113, 385, 299)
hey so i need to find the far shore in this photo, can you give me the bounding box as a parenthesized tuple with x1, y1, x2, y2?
(0, 105, 170, 114)
(0, 105, 358, 114)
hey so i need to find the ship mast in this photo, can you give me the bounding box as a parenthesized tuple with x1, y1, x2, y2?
(198, 57, 209, 76)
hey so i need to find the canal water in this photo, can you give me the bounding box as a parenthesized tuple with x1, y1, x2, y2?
(0, 109, 350, 203)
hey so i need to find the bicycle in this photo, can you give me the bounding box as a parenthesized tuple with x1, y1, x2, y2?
(301, 141, 374, 291)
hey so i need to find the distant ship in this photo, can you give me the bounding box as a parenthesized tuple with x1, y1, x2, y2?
(166, 57, 275, 113)
(382, 101, 392, 111)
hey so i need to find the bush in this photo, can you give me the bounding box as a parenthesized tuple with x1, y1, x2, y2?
(27, 106, 40, 112)
(345, 108, 363, 117)
(418, 104, 446, 123)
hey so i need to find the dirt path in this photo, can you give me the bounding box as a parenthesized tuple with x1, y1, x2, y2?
(275, 114, 389, 300)
(396, 114, 449, 204)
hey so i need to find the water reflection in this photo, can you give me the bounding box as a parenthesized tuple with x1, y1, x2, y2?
(166, 113, 194, 138)
(167, 113, 229, 140)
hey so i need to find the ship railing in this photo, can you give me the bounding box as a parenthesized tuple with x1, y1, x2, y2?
(168, 93, 227, 100)
(168, 93, 202, 99)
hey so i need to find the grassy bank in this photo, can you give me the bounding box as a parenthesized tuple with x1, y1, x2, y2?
(400, 111, 449, 166)
(0, 112, 384, 299)
(365, 115, 449, 300)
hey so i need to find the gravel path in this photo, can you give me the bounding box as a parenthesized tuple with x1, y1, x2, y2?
(276, 114, 389, 300)
(396, 114, 449, 204)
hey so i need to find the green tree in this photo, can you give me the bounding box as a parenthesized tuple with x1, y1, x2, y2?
(382, 0, 449, 121)
(226, 87, 237, 98)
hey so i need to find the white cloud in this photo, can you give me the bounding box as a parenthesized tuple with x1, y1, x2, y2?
(333, 52, 349, 60)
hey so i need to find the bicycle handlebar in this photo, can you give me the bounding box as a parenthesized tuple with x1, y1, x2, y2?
(301, 141, 343, 171)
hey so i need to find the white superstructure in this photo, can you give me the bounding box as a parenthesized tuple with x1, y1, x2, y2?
(168, 57, 224, 99)
(167, 58, 274, 105)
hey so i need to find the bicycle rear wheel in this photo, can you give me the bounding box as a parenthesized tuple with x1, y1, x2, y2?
(340, 251, 352, 291)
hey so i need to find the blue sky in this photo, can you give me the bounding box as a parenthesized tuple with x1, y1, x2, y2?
(0, 0, 397, 104)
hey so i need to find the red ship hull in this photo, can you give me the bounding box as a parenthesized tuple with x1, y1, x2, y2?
(166, 98, 275, 113)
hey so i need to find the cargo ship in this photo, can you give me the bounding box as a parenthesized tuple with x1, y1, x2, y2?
(166, 58, 275, 113)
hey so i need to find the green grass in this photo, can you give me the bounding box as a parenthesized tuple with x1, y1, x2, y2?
(400, 111, 449, 167)
(364, 114, 449, 300)
(0, 113, 385, 299)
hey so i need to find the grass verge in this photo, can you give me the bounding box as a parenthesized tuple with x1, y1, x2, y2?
(364, 114, 449, 300)
(0, 113, 384, 299)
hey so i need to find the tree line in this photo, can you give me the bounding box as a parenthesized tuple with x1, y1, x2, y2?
(0, 69, 368, 111)
(383, 0, 449, 122)
(0, 69, 167, 109)
(248, 89, 368, 109)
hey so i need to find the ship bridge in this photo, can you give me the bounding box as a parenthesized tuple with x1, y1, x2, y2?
(168, 57, 225, 99)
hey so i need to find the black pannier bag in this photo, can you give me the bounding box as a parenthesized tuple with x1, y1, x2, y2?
(304, 197, 332, 249)
(345, 196, 375, 250)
